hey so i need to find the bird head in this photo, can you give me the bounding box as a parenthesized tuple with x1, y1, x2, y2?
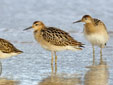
(73, 15, 93, 24)
(24, 21, 45, 31)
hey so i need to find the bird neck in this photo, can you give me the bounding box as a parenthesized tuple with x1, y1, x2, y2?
(85, 23, 96, 34)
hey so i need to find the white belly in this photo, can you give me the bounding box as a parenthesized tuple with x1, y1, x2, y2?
(37, 39, 80, 52)
(0, 51, 19, 59)
(41, 44, 67, 51)
(41, 44, 80, 51)
(84, 33, 109, 47)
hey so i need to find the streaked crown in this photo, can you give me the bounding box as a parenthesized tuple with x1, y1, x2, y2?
(24, 21, 46, 31)
(81, 15, 93, 23)
(32, 21, 45, 30)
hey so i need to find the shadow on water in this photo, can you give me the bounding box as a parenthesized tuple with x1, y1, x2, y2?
(84, 59, 109, 85)
(38, 64, 81, 85)
(0, 78, 19, 85)
(0, 62, 19, 85)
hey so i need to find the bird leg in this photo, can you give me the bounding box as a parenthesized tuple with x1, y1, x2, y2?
(55, 62, 57, 75)
(92, 45, 95, 65)
(51, 51, 54, 65)
(51, 51, 54, 73)
(100, 46, 103, 63)
(51, 62, 54, 74)
(0, 61, 2, 76)
(54, 51, 57, 65)
(51, 63, 54, 81)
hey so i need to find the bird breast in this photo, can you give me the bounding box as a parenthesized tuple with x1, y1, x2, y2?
(84, 25, 109, 47)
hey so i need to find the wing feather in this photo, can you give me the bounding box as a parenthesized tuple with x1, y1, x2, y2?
(0, 38, 22, 53)
(94, 18, 107, 30)
(41, 27, 83, 47)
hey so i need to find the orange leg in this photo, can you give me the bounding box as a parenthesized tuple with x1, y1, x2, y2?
(92, 45, 95, 65)
(100, 46, 103, 63)
(0, 61, 2, 76)
(54, 51, 57, 65)
(51, 51, 54, 65)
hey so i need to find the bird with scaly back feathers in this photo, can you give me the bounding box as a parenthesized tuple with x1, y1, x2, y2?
(24, 21, 84, 65)
(40, 27, 83, 47)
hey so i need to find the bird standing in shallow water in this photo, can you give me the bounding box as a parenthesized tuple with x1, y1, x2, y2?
(24, 21, 84, 65)
(73, 15, 109, 64)
(0, 38, 23, 75)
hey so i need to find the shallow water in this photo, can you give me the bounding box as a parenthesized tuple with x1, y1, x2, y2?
(0, 0, 113, 85)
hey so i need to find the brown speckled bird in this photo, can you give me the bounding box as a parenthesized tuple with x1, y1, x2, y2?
(73, 15, 109, 64)
(0, 38, 23, 75)
(24, 21, 84, 65)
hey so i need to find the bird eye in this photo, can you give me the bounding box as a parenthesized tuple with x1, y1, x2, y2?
(35, 24, 38, 26)
(85, 17, 87, 20)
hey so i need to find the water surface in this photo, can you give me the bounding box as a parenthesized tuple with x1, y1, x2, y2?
(0, 0, 113, 85)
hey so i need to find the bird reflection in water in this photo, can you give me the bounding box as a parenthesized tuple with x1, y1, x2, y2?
(84, 58, 109, 85)
(0, 78, 19, 85)
(39, 64, 81, 85)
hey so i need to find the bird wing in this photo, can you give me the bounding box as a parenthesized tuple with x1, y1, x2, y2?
(0, 38, 21, 53)
(93, 18, 107, 31)
(93, 18, 101, 25)
(41, 27, 83, 47)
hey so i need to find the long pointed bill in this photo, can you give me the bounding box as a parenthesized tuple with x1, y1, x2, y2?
(73, 20, 82, 23)
(24, 26, 32, 31)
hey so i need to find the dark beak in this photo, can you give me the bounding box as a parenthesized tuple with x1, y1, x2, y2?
(23, 26, 32, 31)
(73, 20, 82, 23)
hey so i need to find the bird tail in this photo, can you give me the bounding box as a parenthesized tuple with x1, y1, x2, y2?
(72, 41, 85, 51)
(67, 42, 84, 51)
(14, 49, 23, 54)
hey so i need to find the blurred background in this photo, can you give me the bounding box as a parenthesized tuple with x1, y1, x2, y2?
(0, 0, 113, 85)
